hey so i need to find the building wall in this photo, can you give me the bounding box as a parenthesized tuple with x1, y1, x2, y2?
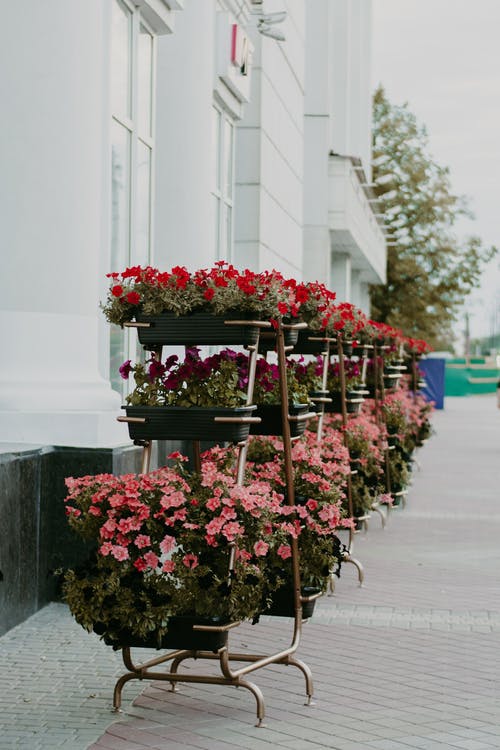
(0, 0, 384, 632)
(303, 0, 333, 285)
(330, 0, 373, 180)
(0, 0, 124, 447)
(154, 2, 217, 271)
(234, 1, 305, 279)
(303, 0, 384, 310)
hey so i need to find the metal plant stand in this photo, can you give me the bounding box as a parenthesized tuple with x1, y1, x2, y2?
(303, 331, 365, 588)
(335, 334, 365, 585)
(113, 318, 316, 726)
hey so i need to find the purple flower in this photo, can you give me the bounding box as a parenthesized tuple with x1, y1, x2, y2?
(164, 374, 180, 390)
(164, 354, 179, 370)
(148, 359, 166, 380)
(119, 359, 132, 380)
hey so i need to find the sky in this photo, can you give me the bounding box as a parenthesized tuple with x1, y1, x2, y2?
(372, 0, 500, 346)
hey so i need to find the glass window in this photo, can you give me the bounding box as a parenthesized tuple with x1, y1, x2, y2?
(110, 120, 131, 272)
(109, 2, 156, 397)
(135, 141, 151, 264)
(211, 104, 235, 262)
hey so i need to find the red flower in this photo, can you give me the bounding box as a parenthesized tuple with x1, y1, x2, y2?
(111, 285, 123, 298)
(295, 285, 309, 303)
(204, 288, 215, 301)
(126, 291, 140, 305)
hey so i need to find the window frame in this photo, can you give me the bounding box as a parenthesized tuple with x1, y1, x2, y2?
(110, 0, 157, 398)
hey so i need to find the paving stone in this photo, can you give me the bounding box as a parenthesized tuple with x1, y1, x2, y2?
(2, 396, 500, 749)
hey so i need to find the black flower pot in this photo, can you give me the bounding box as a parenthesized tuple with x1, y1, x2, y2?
(314, 390, 363, 414)
(352, 344, 373, 357)
(293, 328, 332, 355)
(97, 615, 229, 652)
(135, 311, 260, 347)
(249, 403, 312, 437)
(257, 321, 300, 352)
(330, 340, 354, 357)
(383, 374, 401, 391)
(265, 586, 321, 619)
(122, 404, 257, 443)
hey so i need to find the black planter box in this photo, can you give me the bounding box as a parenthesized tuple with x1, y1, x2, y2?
(249, 403, 311, 437)
(135, 311, 260, 347)
(97, 615, 229, 652)
(122, 404, 257, 443)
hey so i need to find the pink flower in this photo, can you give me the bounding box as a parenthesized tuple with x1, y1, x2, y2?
(306, 499, 318, 511)
(277, 544, 292, 560)
(236, 548, 252, 562)
(206, 496, 221, 511)
(144, 551, 159, 569)
(205, 517, 225, 536)
(111, 545, 129, 561)
(117, 518, 133, 534)
(100, 518, 117, 540)
(134, 534, 151, 549)
(162, 560, 175, 573)
(222, 521, 244, 541)
(182, 553, 199, 569)
(134, 557, 147, 572)
(159, 534, 176, 554)
(99, 542, 113, 556)
(253, 540, 269, 557)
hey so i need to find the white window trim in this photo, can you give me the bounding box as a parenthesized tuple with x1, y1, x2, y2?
(134, 0, 183, 35)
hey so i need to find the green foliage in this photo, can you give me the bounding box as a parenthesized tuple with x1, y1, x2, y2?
(370, 87, 496, 349)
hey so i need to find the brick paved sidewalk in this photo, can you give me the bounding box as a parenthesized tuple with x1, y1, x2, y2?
(2, 395, 500, 749)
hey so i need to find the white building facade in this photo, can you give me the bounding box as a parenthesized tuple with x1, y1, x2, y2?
(0, 0, 385, 451)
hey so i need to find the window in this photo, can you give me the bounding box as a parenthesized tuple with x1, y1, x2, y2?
(211, 103, 235, 262)
(110, 0, 156, 397)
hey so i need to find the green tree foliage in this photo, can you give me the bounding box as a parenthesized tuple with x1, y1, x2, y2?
(370, 86, 496, 350)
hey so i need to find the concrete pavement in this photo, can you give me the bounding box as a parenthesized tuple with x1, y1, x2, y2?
(1, 395, 500, 749)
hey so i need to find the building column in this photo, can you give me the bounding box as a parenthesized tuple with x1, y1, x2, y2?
(330, 253, 352, 303)
(0, 1, 123, 447)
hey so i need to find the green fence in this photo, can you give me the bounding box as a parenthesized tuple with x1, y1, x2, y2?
(445, 360, 499, 396)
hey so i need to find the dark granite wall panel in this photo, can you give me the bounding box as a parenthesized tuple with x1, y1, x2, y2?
(39, 445, 143, 604)
(0, 449, 44, 635)
(0, 442, 144, 636)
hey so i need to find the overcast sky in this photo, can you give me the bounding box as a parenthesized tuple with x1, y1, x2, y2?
(372, 0, 500, 343)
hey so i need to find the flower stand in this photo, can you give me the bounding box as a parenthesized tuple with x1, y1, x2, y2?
(110, 318, 316, 727)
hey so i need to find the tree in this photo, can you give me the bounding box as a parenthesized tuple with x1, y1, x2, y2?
(370, 86, 496, 350)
